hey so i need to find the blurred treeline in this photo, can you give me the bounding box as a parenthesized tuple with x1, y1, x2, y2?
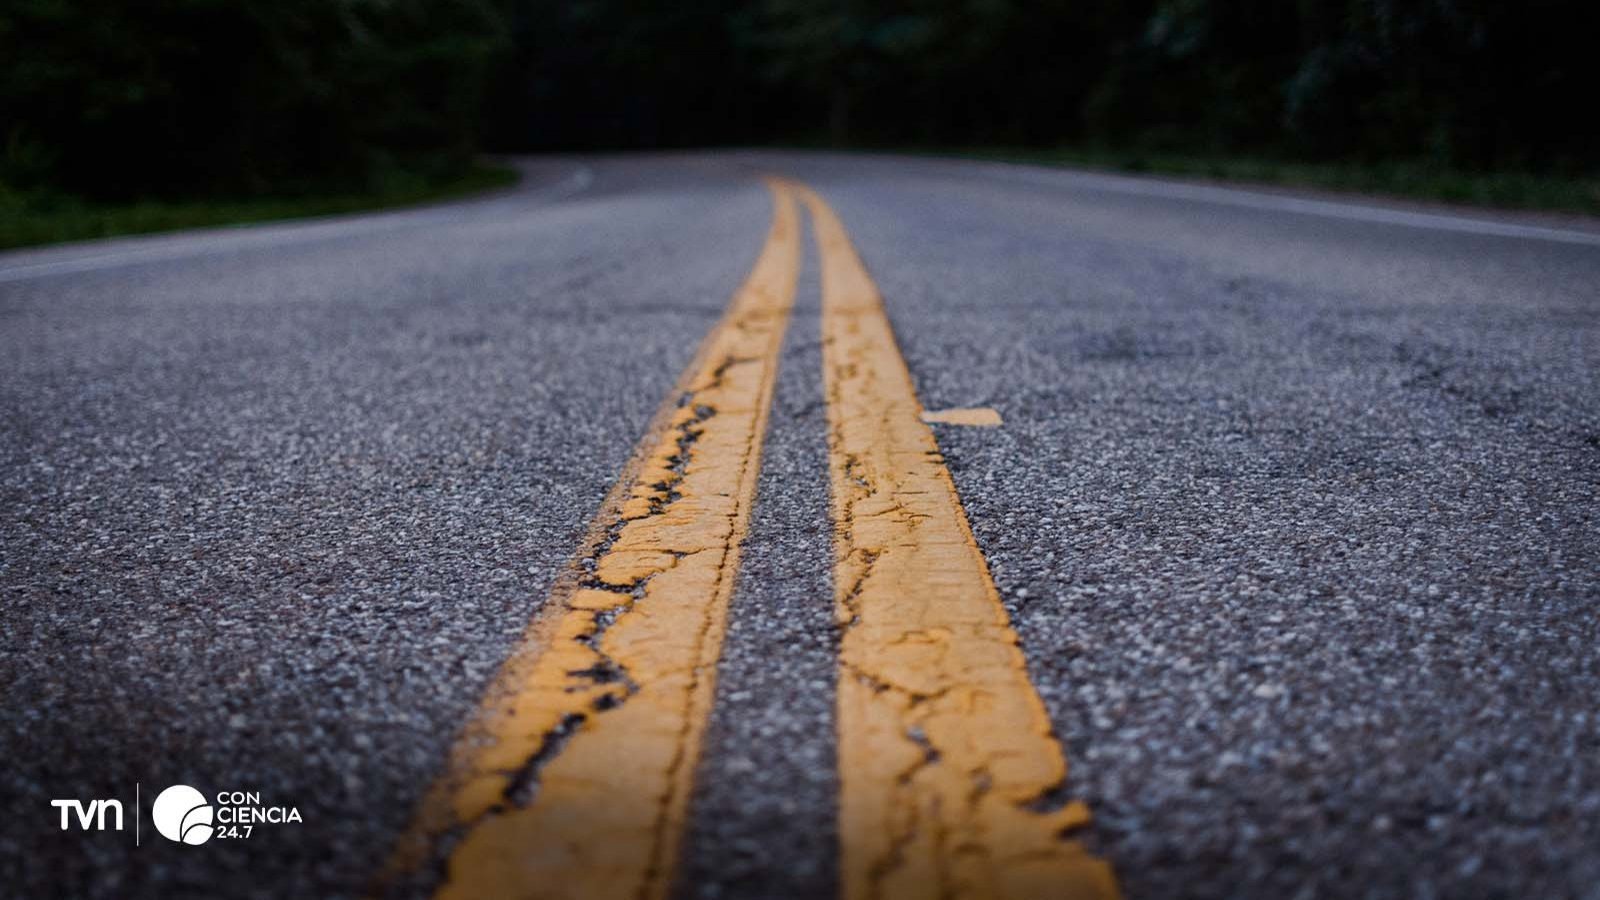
(3, 0, 1593, 201)
(2, 0, 504, 200)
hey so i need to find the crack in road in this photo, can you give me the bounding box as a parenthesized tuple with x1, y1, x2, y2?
(384, 179, 802, 900)
(803, 184, 1119, 900)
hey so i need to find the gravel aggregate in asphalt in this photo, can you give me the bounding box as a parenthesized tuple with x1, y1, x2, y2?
(678, 223, 839, 899)
(3, 152, 1597, 899)
(1, 158, 769, 898)
(775, 153, 1600, 899)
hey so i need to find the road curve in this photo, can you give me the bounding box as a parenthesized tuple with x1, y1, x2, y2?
(2, 152, 1597, 899)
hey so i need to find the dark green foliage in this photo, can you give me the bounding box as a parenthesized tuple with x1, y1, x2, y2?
(2, 0, 1593, 207)
(480, 0, 1595, 175)
(1082, 0, 1596, 172)
(2, 0, 505, 200)
(0, 164, 517, 250)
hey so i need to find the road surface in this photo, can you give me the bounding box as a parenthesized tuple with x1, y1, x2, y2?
(2, 152, 1597, 899)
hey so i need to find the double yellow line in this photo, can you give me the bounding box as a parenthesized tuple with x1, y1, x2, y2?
(387, 179, 1117, 900)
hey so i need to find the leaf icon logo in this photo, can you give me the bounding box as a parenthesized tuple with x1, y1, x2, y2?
(152, 785, 213, 845)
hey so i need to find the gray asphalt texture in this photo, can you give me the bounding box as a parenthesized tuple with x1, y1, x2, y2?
(3, 152, 1598, 899)
(679, 222, 838, 900)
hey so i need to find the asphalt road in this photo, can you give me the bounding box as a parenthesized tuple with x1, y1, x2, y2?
(2, 152, 1597, 899)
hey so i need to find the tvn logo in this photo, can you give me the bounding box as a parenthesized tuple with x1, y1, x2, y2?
(50, 798, 124, 832)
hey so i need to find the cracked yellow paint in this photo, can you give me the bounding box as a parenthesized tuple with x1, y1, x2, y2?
(921, 407, 1004, 427)
(389, 179, 801, 900)
(800, 185, 1119, 900)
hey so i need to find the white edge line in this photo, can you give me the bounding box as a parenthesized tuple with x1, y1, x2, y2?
(0, 165, 595, 284)
(980, 161, 1600, 248)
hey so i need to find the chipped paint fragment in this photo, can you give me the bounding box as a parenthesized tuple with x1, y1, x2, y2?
(921, 407, 1004, 427)
(801, 185, 1119, 900)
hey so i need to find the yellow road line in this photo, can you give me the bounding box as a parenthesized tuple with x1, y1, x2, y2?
(799, 185, 1119, 900)
(390, 179, 801, 900)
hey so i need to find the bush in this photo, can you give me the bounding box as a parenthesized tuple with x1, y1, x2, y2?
(0, 0, 505, 200)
